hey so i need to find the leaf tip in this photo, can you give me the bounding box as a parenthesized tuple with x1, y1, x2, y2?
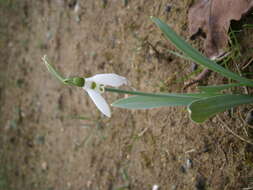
(110, 100, 119, 107)
(150, 16, 158, 22)
(187, 105, 192, 114)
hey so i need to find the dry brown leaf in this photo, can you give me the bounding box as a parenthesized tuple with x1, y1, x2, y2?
(188, 0, 253, 59)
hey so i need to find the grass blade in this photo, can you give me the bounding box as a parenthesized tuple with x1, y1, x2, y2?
(188, 94, 253, 123)
(150, 17, 253, 87)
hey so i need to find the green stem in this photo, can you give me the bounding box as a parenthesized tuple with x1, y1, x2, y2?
(106, 87, 163, 97)
(43, 55, 67, 84)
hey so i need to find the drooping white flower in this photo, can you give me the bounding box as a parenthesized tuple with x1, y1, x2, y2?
(83, 74, 128, 117)
(42, 55, 127, 117)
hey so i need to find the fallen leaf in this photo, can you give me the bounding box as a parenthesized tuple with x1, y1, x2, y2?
(188, 0, 253, 59)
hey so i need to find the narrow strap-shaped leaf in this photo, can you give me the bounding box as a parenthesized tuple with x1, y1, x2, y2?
(112, 95, 199, 109)
(111, 92, 220, 109)
(106, 87, 219, 98)
(198, 83, 244, 93)
(150, 17, 253, 87)
(188, 94, 253, 123)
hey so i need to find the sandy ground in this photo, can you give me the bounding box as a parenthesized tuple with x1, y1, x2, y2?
(1, 0, 253, 189)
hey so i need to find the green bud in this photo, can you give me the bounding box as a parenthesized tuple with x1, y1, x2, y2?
(73, 77, 85, 87)
(63, 77, 84, 87)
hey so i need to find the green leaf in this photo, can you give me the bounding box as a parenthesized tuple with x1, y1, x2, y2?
(150, 17, 253, 87)
(106, 87, 219, 98)
(188, 94, 253, 123)
(198, 83, 244, 93)
(112, 93, 219, 109)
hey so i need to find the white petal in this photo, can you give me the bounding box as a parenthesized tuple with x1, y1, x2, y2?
(86, 73, 128, 87)
(86, 89, 111, 117)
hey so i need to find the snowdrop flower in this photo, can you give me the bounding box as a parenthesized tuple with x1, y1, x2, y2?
(64, 74, 128, 117)
(42, 55, 127, 117)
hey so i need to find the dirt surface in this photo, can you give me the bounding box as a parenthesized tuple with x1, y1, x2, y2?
(1, 0, 253, 189)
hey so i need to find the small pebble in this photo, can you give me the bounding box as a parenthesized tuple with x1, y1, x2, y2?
(212, 117, 217, 123)
(67, 182, 72, 188)
(152, 184, 160, 190)
(75, 15, 80, 23)
(179, 165, 186, 173)
(74, 2, 80, 13)
(8, 42, 13, 48)
(171, 184, 177, 190)
(46, 31, 52, 40)
(86, 180, 92, 187)
(191, 62, 198, 72)
(35, 135, 45, 145)
(165, 4, 172, 12)
(202, 145, 211, 153)
(41, 162, 48, 170)
(195, 175, 206, 190)
(186, 159, 193, 169)
(123, 0, 128, 7)
(68, 0, 77, 9)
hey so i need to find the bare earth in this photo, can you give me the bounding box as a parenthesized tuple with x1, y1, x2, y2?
(1, 0, 253, 189)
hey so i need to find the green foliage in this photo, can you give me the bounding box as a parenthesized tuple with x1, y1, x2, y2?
(112, 95, 198, 109)
(188, 94, 253, 123)
(111, 17, 253, 123)
(243, 24, 253, 29)
(150, 17, 253, 87)
(111, 90, 219, 109)
(44, 17, 253, 123)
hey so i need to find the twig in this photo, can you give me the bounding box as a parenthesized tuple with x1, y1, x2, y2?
(238, 110, 249, 137)
(184, 68, 211, 89)
(138, 127, 148, 137)
(217, 116, 253, 145)
(242, 57, 253, 70)
(234, 60, 249, 94)
(243, 187, 253, 190)
(146, 41, 162, 59)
